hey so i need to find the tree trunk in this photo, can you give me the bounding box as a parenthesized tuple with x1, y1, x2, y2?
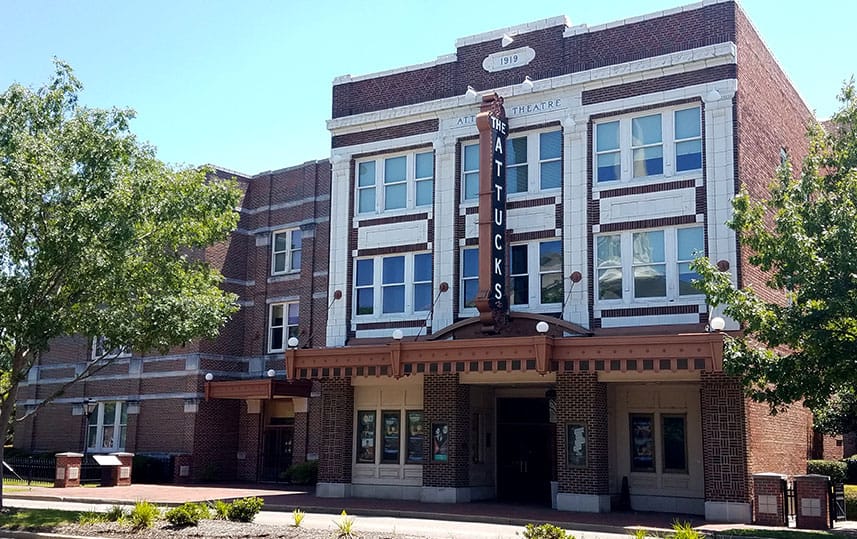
(0, 362, 23, 510)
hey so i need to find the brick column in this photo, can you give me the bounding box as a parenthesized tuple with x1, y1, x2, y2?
(236, 399, 261, 481)
(316, 378, 353, 497)
(700, 371, 752, 522)
(753, 473, 787, 526)
(794, 475, 831, 530)
(54, 452, 83, 488)
(422, 373, 470, 503)
(109, 452, 134, 486)
(555, 372, 609, 512)
(293, 411, 308, 465)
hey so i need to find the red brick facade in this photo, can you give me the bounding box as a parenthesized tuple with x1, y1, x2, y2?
(317, 378, 353, 484)
(556, 373, 608, 496)
(700, 372, 751, 504)
(423, 374, 470, 488)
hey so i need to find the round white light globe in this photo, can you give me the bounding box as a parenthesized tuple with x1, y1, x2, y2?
(266, 369, 276, 378)
(287, 337, 299, 348)
(536, 321, 550, 334)
(709, 316, 726, 331)
(392, 329, 404, 340)
(204, 373, 214, 382)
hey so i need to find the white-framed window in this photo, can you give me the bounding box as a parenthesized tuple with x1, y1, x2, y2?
(353, 253, 433, 317)
(460, 247, 479, 310)
(595, 226, 704, 304)
(356, 151, 434, 215)
(268, 302, 299, 352)
(594, 105, 702, 185)
(272, 228, 301, 274)
(86, 401, 127, 452)
(461, 128, 562, 202)
(91, 337, 131, 360)
(509, 240, 563, 309)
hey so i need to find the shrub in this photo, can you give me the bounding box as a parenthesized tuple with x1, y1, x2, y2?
(227, 496, 264, 523)
(78, 511, 106, 525)
(129, 500, 160, 529)
(211, 499, 231, 520)
(807, 459, 848, 483)
(669, 521, 701, 539)
(293, 508, 305, 527)
(520, 523, 574, 539)
(334, 510, 355, 539)
(846, 485, 857, 520)
(165, 502, 209, 527)
(844, 458, 857, 484)
(284, 460, 319, 485)
(629, 529, 648, 539)
(105, 505, 127, 522)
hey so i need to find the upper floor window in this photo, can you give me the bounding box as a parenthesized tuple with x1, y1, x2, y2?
(272, 228, 301, 274)
(462, 129, 562, 202)
(460, 247, 479, 309)
(91, 337, 131, 360)
(269, 302, 299, 352)
(510, 240, 563, 308)
(87, 401, 127, 452)
(595, 106, 701, 185)
(357, 151, 434, 215)
(595, 226, 704, 304)
(354, 253, 433, 317)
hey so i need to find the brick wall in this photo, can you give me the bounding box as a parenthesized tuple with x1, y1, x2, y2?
(236, 400, 261, 482)
(844, 432, 857, 458)
(556, 372, 608, 495)
(746, 398, 811, 476)
(422, 374, 470, 488)
(700, 371, 751, 503)
(317, 378, 353, 484)
(192, 399, 240, 481)
(306, 381, 323, 459)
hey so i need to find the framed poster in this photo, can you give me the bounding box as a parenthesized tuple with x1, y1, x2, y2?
(356, 410, 376, 463)
(406, 411, 424, 463)
(566, 423, 587, 467)
(381, 411, 401, 463)
(630, 414, 655, 472)
(432, 422, 449, 462)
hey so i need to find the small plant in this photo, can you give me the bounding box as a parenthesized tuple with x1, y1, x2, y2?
(520, 522, 574, 539)
(335, 510, 355, 538)
(629, 528, 649, 539)
(129, 500, 160, 530)
(78, 511, 106, 525)
(105, 504, 127, 522)
(226, 496, 264, 523)
(165, 502, 209, 527)
(669, 521, 701, 539)
(293, 508, 305, 527)
(211, 499, 231, 520)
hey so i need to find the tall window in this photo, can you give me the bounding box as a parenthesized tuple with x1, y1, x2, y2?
(269, 302, 299, 352)
(509, 240, 563, 308)
(87, 401, 127, 452)
(356, 151, 434, 214)
(461, 247, 479, 309)
(353, 253, 433, 317)
(356, 408, 424, 465)
(629, 413, 687, 474)
(595, 226, 704, 304)
(462, 129, 562, 201)
(594, 105, 702, 184)
(272, 228, 301, 274)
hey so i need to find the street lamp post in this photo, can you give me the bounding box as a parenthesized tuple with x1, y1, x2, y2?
(82, 399, 97, 456)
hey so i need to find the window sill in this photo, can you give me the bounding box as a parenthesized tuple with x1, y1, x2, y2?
(268, 272, 300, 284)
(354, 207, 433, 223)
(592, 169, 702, 193)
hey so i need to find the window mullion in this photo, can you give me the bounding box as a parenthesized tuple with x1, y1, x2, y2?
(622, 231, 632, 303)
(664, 113, 675, 176)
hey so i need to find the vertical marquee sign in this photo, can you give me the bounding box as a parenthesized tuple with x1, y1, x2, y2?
(475, 93, 509, 332)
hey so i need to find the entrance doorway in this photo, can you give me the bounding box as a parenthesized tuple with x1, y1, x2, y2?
(260, 423, 294, 482)
(496, 397, 555, 505)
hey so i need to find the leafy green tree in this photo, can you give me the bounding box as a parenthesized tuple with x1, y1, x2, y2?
(0, 62, 240, 505)
(693, 82, 857, 428)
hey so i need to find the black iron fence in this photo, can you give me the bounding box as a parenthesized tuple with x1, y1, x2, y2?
(3, 455, 55, 486)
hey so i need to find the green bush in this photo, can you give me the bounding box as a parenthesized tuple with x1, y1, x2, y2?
(846, 485, 857, 520)
(520, 523, 574, 539)
(807, 459, 848, 483)
(284, 460, 319, 485)
(211, 499, 231, 520)
(226, 496, 264, 523)
(165, 502, 209, 527)
(105, 505, 127, 522)
(129, 500, 160, 529)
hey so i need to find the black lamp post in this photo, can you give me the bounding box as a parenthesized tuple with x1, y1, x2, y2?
(82, 399, 97, 456)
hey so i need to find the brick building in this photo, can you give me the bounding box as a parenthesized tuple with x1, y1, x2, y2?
(15, 0, 849, 522)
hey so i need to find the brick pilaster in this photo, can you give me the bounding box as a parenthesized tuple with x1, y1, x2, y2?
(794, 475, 831, 530)
(701, 372, 750, 505)
(236, 400, 261, 481)
(556, 372, 609, 496)
(422, 373, 470, 488)
(753, 473, 787, 526)
(292, 411, 308, 465)
(318, 378, 353, 483)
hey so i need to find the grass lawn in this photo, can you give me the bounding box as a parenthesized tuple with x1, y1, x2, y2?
(0, 507, 81, 530)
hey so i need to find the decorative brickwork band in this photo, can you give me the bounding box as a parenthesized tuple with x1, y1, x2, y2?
(700, 371, 750, 503)
(556, 373, 609, 496)
(422, 373, 470, 488)
(317, 378, 354, 484)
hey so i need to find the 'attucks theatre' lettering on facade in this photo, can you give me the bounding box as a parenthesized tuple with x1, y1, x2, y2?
(448, 98, 564, 129)
(475, 93, 509, 332)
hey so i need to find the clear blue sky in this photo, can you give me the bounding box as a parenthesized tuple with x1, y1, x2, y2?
(2, 1, 853, 175)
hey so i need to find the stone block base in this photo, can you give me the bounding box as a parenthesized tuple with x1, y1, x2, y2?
(316, 482, 352, 498)
(420, 486, 472, 503)
(704, 501, 752, 523)
(556, 493, 610, 513)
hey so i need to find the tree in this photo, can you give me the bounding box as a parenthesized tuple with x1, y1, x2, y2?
(0, 62, 240, 505)
(693, 81, 857, 430)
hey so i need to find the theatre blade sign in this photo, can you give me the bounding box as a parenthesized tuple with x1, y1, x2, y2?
(475, 93, 509, 332)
